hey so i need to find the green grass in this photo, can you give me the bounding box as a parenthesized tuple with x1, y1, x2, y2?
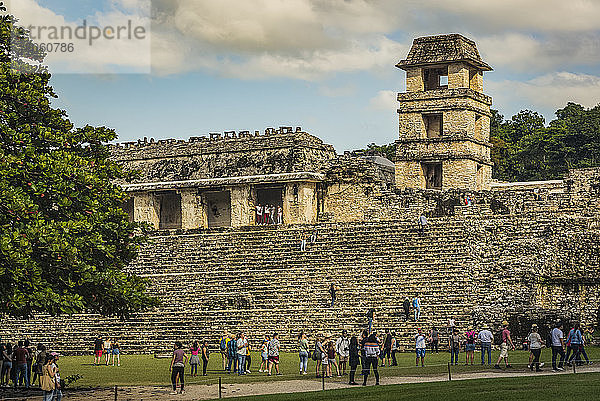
(223, 373, 600, 401)
(56, 347, 600, 388)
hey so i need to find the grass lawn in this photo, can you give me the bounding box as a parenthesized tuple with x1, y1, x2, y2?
(56, 347, 600, 389)
(223, 372, 600, 401)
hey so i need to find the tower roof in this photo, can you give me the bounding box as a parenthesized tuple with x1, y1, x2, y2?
(396, 34, 492, 71)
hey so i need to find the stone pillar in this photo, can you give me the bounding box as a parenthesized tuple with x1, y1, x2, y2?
(283, 182, 317, 224)
(133, 192, 159, 229)
(181, 189, 207, 229)
(230, 185, 253, 227)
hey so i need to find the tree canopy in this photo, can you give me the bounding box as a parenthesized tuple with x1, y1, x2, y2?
(0, 6, 158, 317)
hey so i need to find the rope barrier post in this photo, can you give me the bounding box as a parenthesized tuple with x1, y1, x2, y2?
(322, 374, 325, 391)
(114, 385, 117, 401)
(219, 377, 222, 399)
(447, 362, 451, 381)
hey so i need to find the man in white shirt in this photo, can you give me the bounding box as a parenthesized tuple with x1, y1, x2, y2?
(478, 327, 493, 365)
(551, 322, 566, 371)
(236, 332, 248, 376)
(415, 328, 427, 367)
(336, 330, 350, 375)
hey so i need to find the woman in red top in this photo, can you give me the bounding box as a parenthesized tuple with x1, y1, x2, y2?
(189, 341, 200, 377)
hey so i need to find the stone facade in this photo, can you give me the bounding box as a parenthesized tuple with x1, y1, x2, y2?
(1, 34, 599, 354)
(396, 34, 493, 191)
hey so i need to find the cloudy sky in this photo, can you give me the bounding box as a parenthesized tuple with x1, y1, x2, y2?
(7, 0, 600, 151)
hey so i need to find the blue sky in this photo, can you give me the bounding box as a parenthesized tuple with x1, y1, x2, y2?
(9, 0, 600, 152)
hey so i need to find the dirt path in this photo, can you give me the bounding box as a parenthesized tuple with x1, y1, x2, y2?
(57, 364, 600, 401)
(3, 365, 598, 400)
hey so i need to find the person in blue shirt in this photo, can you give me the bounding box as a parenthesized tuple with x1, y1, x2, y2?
(413, 296, 421, 321)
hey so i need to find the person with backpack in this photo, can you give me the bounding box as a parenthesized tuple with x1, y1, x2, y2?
(566, 322, 583, 366)
(336, 330, 350, 375)
(298, 332, 309, 375)
(31, 344, 47, 386)
(449, 328, 461, 365)
(219, 331, 229, 371)
(464, 328, 477, 365)
(227, 333, 238, 374)
(362, 332, 380, 386)
(494, 321, 514, 369)
(40, 354, 55, 401)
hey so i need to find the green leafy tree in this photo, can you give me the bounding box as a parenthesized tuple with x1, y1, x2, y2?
(0, 7, 158, 317)
(349, 142, 396, 161)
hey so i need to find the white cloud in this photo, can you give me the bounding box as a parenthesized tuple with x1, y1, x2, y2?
(369, 90, 397, 111)
(488, 72, 600, 115)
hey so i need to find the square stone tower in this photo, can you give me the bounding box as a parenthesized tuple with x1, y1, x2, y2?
(395, 34, 493, 191)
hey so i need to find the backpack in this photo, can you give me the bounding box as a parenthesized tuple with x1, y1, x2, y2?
(220, 337, 227, 351)
(546, 330, 553, 348)
(312, 343, 321, 361)
(40, 365, 55, 392)
(495, 330, 504, 346)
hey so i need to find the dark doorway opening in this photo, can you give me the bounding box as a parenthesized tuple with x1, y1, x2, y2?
(422, 163, 442, 190)
(256, 186, 284, 225)
(205, 190, 232, 228)
(122, 197, 134, 223)
(423, 113, 443, 138)
(158, 191, 182, 229)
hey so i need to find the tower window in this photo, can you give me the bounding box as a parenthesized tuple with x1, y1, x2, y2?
(423, 67, 448, 91)
(422, 163, 442, 190)
(423, 113, 443, 138)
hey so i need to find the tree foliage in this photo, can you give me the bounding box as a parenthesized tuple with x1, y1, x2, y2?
(349, 142, 396, 161)
(0, 8, 158, 317)
(490, 103, 600, 181)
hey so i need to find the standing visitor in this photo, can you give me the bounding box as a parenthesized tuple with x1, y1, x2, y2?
(527, 324, 543, 372)
(494, 321, 514, 369)
(390, 332, 398, 366)
(13, 341, 29, 388)
(415, 328, 427, 367)
(267, 333, 281, 376)
(201, 340, 210, 376)
(579, 326, 592, 365)
(298, 332, 309, 375)
(93, 335, 103, 366)
(320, 335, 330, 378)
(237, 332, 248, 376)
(464, 327, 477, 365)
(227, 333, 237, 373)
(348, 335, 360, 385)
(259, 335, 269, 373)
(362, 332, 380, 386)
(111, 340, 121, 367)
(244, 339, 252, 374)
(449, 328, 461, 365)
(327, 340, 340, 377)
(336, 330, 350, 375)
(277, 206, 283, 225)
(430, 327, 439, 354)
(50, 353, 62, 401)
(448, 318, 456, 336)
(1, 343, 12, 386)
(403, 298, 410, 321)
(477, 326, 493, 365)
(220, 331, 229, 371)
(366, 309, 375, 333)
(31, 344, 47, 386)
(169, 341, 187, 395)
(40, 354, 55, 401)
(255, 204, 262, 225)
(104, 337, 112, 366)
(381, 329, 392, 367)
(300, 237, 307, 251)
(189, 341, 200, 377)
(551, 322, 566, 372)
(314, 333, 326, 378)
(24, 340, 33, 388)
(413, 296, 421, 321)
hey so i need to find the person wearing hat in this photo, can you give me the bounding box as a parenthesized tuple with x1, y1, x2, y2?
(335, 330, 350, 375)
(494, 321, 514, 369)
(50, 352, 62, 401)
(527, 324, 543, 372)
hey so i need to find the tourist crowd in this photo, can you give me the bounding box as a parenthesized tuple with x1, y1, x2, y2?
(0, 340, 62, 400)
(255, 204, 283, 225)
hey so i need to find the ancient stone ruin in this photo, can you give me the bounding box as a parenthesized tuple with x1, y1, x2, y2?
(1, 34, 599, 353)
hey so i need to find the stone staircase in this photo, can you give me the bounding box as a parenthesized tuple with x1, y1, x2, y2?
(1, 219, 475, 354)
